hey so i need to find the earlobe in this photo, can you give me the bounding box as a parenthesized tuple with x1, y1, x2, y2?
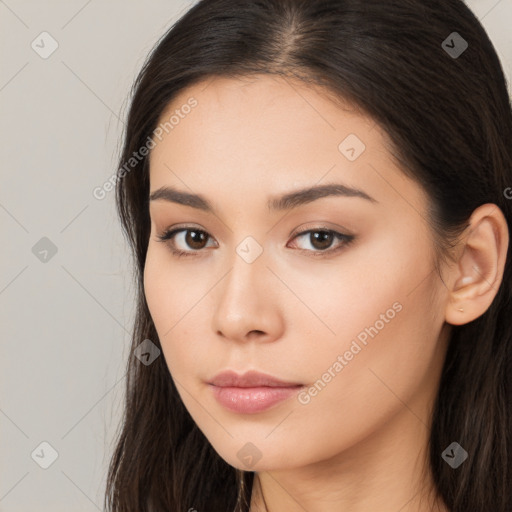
(445, 204, 509, 326)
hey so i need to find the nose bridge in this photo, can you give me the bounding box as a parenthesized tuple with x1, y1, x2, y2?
(218, 238, 266, 316)
(212, 236, 281, 341)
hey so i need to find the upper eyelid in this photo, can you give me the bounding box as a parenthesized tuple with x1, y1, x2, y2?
(160, 224, 347, 239)
(160, 220, 350, 237)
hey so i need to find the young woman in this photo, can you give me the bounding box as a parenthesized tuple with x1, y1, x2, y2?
(104, 1, 512, 510)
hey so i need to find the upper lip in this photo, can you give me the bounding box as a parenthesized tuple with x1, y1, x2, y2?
(208, 370, 303, 388)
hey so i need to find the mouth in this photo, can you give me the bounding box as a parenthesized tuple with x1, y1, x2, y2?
(207, 370, 304, 414)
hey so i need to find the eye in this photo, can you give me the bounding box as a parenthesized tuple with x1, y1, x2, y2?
(156, 226, 217, 257)
(288, 228, 355, 256)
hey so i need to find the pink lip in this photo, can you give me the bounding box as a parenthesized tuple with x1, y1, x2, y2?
(208, 370, 303, 414)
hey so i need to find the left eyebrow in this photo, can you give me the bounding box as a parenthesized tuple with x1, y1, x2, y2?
(148, 182, 377, 214)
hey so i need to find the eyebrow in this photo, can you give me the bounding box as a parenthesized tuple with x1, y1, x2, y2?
(149, 182, 377, 213)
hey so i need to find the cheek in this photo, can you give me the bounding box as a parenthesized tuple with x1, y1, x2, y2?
(276, 224, 437, 365)
(142, 245, 213, 376)
(288, 234, 443, 457)
(290, 292, 442, 468)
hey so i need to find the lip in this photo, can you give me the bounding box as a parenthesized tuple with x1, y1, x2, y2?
(208, 370, 302, 388)
(207, 370, 304, 414)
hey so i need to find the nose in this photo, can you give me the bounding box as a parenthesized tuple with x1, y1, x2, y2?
(211, 245, 284, 344)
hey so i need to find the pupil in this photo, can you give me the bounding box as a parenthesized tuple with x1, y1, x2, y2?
(186, 230, 206, 249)
(312, 231, 332, 249)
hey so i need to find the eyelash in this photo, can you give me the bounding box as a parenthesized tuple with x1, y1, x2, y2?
(156, 225, 355, 259)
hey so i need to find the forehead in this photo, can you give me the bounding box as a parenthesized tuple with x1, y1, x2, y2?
(153, 73, 376, 150)
(151, 74, 374, 157)
(148, 74, 427, 216)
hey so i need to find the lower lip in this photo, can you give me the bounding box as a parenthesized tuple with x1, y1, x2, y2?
(209, 385, 303, 414)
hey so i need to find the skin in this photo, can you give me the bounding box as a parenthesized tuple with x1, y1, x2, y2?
(143, 74, 508, 512)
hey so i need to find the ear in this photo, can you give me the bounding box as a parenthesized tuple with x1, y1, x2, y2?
(445, 203, 509, 326)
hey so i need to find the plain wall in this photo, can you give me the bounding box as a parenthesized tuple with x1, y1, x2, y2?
(1, 1, 511, 510)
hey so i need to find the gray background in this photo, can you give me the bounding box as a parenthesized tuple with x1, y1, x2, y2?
(0, 1, 511, 510)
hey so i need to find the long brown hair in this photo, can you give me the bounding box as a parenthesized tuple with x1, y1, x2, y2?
(104, 1, 512, 510)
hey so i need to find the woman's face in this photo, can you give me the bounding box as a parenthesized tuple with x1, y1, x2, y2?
(144, 74, 451, 471)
